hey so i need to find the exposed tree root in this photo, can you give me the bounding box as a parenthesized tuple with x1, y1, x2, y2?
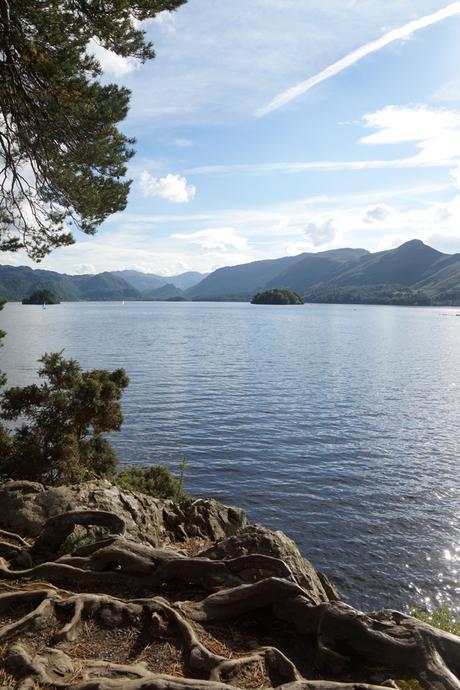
(0, 508, 458, 690)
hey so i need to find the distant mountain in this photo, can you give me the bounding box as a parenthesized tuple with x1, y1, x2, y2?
(0, 266, 208, 302)
(2, 241, 460, 305)
(188, 248, 369, 299)
(0, 266, 80, 301)
(264, 248, 369, 293)
(71, 273, 140, 300)
(169, 271, 209, 291)
(187, 254, 310, 299)
(110, 270, 166, 292)
(303, 240, 460, 306)
(188, 240, 460, 305)
(0, 266, 139, 301)
(110, 270, 207, 293)
(329, 240, 446, 286)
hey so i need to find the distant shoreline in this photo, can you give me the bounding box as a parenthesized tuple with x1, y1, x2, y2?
(8, 298, 460, 308)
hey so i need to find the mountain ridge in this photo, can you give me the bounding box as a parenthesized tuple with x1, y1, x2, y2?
(0, 266, 206, 302)
(2, 240, 460, 305)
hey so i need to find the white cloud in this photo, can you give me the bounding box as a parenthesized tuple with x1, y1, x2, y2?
(188, 105, 460, 176)
(87, 38, 139, 77)
(172, 228, 248, 252)
(256, 2, 460, 116)
(140, 172, 196, 203)
(363, 204, 393, 223)
(361, 105, 460, 165)
(361, 105, 460, 145)
(304, 219, 338, 246)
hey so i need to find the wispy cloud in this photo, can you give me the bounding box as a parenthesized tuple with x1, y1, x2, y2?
(188, 105, 460, 175)
(256, 2, 460, 117)
(186, 157, 451, 176)
(172, 227, 248, 252)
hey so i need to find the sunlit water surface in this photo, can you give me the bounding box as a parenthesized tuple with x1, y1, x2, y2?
(1, 301, 459, 612)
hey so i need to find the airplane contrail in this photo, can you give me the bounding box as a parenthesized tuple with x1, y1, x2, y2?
(255, 2, 460, 117)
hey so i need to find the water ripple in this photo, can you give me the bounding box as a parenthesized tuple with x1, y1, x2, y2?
(1, 301, 459, 613)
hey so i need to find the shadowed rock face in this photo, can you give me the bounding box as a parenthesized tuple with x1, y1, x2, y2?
(0, 479, 458, 690)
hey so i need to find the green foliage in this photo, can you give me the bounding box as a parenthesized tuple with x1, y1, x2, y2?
(0, 0, 186, 260)
(116, 459, 190, 502)
(0, 299, 5, 386)
(0, 352, 129, 484)
(22, 288, 60, 305)
(303, 285, 432, 306)
(251, 289, 304, 305)
(396, 608, 460, 689)
(396, 680, 424, 690)
(411, 606, 460, 636)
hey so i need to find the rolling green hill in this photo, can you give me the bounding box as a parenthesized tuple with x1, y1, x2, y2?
(188, 249, 370, 299)
(264, 248, 368, 293)
(187, 240, 460, 305)
(329, 240, 446, 286)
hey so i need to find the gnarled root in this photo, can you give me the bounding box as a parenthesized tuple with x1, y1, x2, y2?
(0, 509, 459, 690)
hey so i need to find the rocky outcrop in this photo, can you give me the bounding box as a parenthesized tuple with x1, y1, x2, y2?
(201, 525, 340, 603)
(0, 479, 458, 690)
(0, 479, 246, 546)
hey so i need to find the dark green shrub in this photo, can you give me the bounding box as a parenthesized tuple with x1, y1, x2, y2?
(115, 461, 190, 501)
(0, 352, 128, 484)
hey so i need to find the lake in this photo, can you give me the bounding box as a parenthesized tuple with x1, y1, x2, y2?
(1, 300, 459, 613)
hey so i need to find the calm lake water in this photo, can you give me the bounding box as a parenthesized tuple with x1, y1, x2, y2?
(1, 301, 459, 613)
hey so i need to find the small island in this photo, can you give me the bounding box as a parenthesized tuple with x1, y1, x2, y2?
(22, 288, 60, 305)
(251, 288, 304, 305)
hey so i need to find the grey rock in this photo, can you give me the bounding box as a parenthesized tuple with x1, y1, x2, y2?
(0, 479, 246, 548)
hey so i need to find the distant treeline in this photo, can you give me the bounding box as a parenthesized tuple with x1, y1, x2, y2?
(302, 285, 460, 306)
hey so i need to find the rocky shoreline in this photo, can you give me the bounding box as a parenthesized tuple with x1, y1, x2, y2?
(0, 479, 457, 689)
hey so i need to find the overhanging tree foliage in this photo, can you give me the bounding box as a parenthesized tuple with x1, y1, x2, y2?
(0, 352, 129, 483)
(0, 300, 5, 386)
(0, 0, 186, 259)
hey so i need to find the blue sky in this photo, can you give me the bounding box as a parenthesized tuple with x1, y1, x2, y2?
(9, 0, 460, 275)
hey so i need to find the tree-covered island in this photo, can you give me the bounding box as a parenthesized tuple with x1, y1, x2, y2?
(251, 288, 304, 304)
(22, 289, 60, 305)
